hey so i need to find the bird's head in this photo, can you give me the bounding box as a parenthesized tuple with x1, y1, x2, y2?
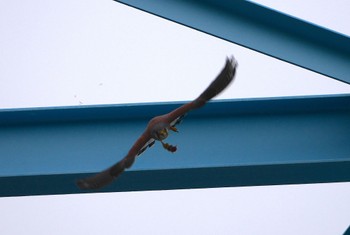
(151, 122, 178, 153)
(152, 123, 169, 141)
(156, 128, 169, 140)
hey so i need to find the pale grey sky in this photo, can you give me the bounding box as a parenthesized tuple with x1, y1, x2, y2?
(0, 0, 349, 109)
(0, 1, 349, 234)
(1, 183, 350, 235)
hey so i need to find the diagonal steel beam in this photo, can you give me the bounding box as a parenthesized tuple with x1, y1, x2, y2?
(0, 95, 350, 197)
(116, 0, 350, 85)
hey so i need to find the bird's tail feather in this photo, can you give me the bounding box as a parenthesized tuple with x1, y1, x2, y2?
(198, 55, 237, 102)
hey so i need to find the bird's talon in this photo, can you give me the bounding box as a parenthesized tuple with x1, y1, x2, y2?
(161, 141, 177, 153)
(169, 126, 178, 132)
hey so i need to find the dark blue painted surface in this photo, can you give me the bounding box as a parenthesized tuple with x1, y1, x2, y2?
(116, 0, 350, 85)
(0, 95, 350, 196)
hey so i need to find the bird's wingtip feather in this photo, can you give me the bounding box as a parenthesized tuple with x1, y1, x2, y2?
(76, 179, 92, 190)
(76, 161, 126, 190)
(227, 55, 238, 68)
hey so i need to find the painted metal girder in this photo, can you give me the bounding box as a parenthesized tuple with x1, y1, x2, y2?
(0, 95, 350, 197)
(116, 0, 350, 85)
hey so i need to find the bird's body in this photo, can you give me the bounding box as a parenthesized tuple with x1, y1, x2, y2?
(77, 56, 238, 190)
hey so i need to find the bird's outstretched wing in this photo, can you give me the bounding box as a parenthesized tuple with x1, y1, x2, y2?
(76, 161, 124, 190)
(163, 55, 237, 124)
(76, 115, 188, 190)
(197, 55, 237, 102)
(77, 131, 151, 190)
(77, 55, 237, 190)
(137, 138, 156, 156)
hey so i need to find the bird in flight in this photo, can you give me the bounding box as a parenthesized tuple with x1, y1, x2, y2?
(77, 55, 238, 190)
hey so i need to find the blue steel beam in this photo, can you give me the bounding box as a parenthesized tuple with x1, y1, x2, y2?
(0, 95, 350, 196)
(116, 0, 350, 85)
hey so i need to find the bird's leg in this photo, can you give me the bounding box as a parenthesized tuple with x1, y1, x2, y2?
(169, 126, 178, 132)
(161, 141, 177, 153)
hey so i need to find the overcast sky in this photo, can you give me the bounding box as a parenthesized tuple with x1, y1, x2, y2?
(0, 1, 349, 234)
(1, 0, 349, 109)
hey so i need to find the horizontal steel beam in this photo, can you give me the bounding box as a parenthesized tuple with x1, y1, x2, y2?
(116, 0, 350, 85)
(1, 95, 350, 196)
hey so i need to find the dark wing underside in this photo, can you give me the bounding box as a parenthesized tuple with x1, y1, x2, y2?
(164, 55, 237, 124)
(137, 138, 155, 156)
(171, 114, 186, 127)
(76, 160, 125, 190)
(197, 55, 237, 102)
(76, 132, 151, 190)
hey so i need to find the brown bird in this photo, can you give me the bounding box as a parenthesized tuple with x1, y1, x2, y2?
(77, 55, 238, 190)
